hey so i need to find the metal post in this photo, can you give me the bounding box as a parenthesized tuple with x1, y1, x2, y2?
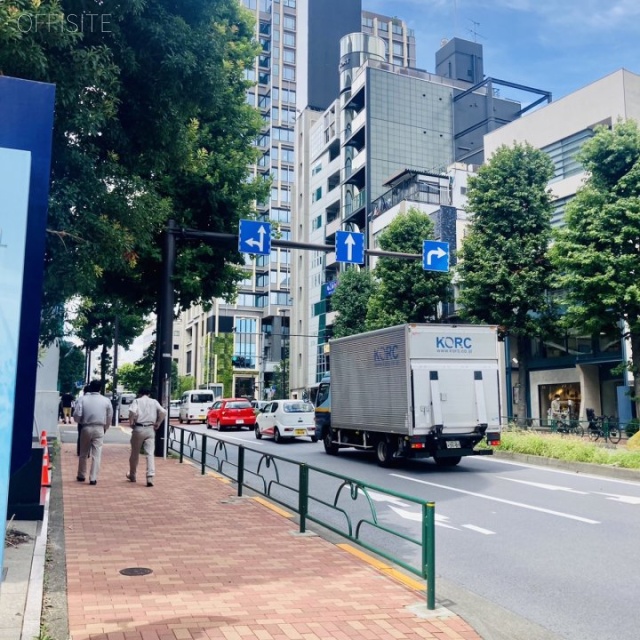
(298, 464, 308, 534)
(155, 219, 176, 456)
(237, 447, 245, 497)
(424, 501, 436, 611)
(111, 315, 119, 425)
(505, 334, 513, 423)
(179, 428, 184, 463)
(201, 434, 207, 475)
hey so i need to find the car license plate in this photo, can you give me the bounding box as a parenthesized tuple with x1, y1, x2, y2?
(198, 415, 205, 420)
(295, 429, 306, 435)
(236, 419, 244, 424)
(446, 440, 461, 449)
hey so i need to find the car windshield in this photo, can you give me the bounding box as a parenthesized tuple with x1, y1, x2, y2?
(121, 396, 134, 405)
(283, 402, 314, 413)
(227, 401, 252, 409)
(192, 394, 213, 403)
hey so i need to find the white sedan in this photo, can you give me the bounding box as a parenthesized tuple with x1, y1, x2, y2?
(255, 400, 318, 443)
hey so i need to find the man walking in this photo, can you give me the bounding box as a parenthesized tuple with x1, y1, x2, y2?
(73, 380, 113, 485)
(127, 387, 167, 487)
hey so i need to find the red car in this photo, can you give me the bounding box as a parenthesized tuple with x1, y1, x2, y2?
(206, 398, 257, 431)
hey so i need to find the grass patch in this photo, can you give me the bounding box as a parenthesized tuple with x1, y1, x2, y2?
(493, 429, 640, 470)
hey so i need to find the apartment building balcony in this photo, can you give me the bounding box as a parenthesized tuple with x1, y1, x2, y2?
(325, 215, 341, 240)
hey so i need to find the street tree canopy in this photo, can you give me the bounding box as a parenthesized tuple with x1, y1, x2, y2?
(330, 269, 375, 338)
(0, 0, 267, 342)
(457, 142, 556, 419)
(551, 119, 640, 415)
(366, 208, 451, 330)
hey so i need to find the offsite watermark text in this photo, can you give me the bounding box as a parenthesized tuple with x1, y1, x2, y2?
(13, 12, 112, 34)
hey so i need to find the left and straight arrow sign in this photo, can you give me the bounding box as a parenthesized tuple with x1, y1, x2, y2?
(238, 219, 271, 256)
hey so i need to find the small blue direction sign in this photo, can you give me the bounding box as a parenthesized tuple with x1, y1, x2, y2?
(336, 230, 364, 264)
(238, 219, 271, 256)
(422, 240, 449, 272)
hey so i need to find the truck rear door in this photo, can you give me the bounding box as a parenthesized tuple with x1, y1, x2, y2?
(412, 363, 499, 434)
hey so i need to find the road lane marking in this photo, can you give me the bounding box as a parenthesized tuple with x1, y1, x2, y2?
(368, 490, 411, 507)
(388, 505, 461, 530)
(476, 456, 640, 486)
(595, 492, 640, 504)
(462, 524, 495, 535)
(390, 474, 600, 524)
(498, 477, 589, 494)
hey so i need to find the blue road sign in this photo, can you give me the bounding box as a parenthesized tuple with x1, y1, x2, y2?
(422, 240, 449, 272)
(336, 230, 364, 264)
(238, 219, 271, 256)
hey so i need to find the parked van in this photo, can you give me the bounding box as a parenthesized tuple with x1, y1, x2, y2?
(118, 393, 137, 422)
(179, 389, 215, 424)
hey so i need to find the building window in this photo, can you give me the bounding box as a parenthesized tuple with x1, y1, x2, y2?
(283, 65, 295, 81)
(283, 32, 295, 46)
(283, 15, 295, 30)
(542, 128, 595, 183)
(283, 48, 295, 63)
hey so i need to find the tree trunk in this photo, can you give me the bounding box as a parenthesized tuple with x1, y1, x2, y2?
(516, 335, 529, 426)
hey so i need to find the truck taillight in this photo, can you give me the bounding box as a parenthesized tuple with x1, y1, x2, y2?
(410, 442, 425, 449)
(487, 435, 501, 446)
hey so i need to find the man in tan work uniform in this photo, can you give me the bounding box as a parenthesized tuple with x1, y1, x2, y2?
(126, 387, 167, 487)
(73, 379, 113, 485)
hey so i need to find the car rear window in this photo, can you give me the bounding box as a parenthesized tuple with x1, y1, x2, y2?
(192, 394, 213, 403)
(283, 402, 314, 413)
(227, 401, 252, 409)
(121, 396, 134, 405)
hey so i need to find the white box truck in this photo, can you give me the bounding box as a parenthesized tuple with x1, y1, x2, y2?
(316, 323, 502, 466)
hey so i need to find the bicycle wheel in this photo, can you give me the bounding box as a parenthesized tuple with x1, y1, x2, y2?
(573, 424, 585, 437)
(588, 427, 600, 441)
(607, 422, 622, 444)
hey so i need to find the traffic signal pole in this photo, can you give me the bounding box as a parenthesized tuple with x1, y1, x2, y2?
(155, 219, 176, 457)
(154, 223, 422, 456)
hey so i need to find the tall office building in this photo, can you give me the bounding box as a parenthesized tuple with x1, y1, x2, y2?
(289, 35, 550, 396)
(176, 1, 416, 400)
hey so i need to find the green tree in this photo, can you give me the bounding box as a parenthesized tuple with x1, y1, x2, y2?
(176, 375, 196, 399)
(57, 341, 85, 393)
(330, 269, 375, 338)
(457, 143, 556, 420)
(366, 208, 451, 330)
(0, 0, 268, 341)
(551, 120, 640, 417)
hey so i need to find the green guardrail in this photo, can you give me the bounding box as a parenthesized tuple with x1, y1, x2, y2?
(168, 425, 437, 610)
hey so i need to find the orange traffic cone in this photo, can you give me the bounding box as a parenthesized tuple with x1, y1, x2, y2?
(41, 431, 51, 487)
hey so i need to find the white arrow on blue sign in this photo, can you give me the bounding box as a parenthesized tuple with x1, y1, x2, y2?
(238, 219, 271, 256)
(335, 230, 364, 264)
(422, 240, 449, 272)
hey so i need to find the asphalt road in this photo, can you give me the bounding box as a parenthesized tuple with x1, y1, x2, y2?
(166, 423, 640, 640)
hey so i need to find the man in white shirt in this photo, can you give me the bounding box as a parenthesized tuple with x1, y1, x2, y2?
(126, 387, 167, 487)
(73, 380, 113, 485)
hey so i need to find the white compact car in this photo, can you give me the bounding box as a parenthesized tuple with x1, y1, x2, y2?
(255, 400, 318, 443)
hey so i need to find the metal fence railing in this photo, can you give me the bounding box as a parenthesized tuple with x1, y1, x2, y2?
(168, 425, 437, 610)
(500, 415, 626, 443)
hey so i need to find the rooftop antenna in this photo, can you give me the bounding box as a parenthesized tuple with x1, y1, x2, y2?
(467, 19, 485, 43)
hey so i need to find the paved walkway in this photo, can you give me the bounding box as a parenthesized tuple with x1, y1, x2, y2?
(60, 442, 481, 640)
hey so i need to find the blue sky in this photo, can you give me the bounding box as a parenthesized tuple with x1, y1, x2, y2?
(365, 0, 640, 102)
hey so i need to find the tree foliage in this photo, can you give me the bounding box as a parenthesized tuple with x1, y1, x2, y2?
(551, 119, 640, 414)
(457, 143, 556, 418)
(330, 269, 375, 338)
(366, 208, 451, 330)
(57, 340, 85, 393)
(0, 0, 268, 342)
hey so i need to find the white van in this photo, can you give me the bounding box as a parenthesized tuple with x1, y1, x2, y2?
(179, 389, 215, 424)
(118, 393, 137, 422)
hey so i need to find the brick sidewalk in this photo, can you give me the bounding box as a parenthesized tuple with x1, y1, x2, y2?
(61, 443, 481, 640)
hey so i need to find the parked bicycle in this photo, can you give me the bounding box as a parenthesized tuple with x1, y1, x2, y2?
(555, 411, 584, 436)
(586, 408, 622, 444)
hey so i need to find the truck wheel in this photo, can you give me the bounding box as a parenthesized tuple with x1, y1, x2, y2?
(323, 431, 339, 455)
(376, 439, 396, 467)
(434, 456, 462, 467)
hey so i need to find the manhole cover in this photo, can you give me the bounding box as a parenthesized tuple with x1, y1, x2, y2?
(119, 567, 153, 576)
